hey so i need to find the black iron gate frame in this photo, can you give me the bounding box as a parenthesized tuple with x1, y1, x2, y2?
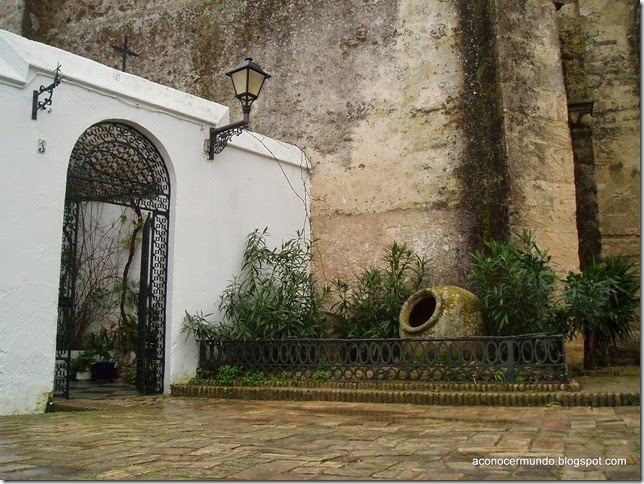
(55, 122, 170, 398)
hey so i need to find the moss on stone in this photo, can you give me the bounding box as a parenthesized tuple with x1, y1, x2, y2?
(454, 0, 509, 251)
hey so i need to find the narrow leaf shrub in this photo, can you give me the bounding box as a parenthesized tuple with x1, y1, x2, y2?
(181, 310, 217, 341)
(562, 255, 639, 368)
(327, 242, 432, 339)
(468, 230, 558, 336)
(216, 228, 329, 340)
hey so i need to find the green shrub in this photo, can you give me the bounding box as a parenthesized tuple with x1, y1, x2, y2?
(312, 370, 330, 382)
(181, 310, 217, 341)
(239, 370, 264, 386)
(217, 365, 242, 386)
(561, 255, 640, 369)
(468, 230, 558, 336)
(83, 328, 114, 361)
(267, 374, 285, 387)
(218, 228, 329, 340)
(181, 229, 329, 342)
(327, 242, 432, 339)
(127, 361, 138, 383)
(71, 350, 95, 373)
(469, 231, 640, 368)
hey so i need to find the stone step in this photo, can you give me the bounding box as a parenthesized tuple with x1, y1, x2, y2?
(170, 384, 640, 407)
(185, 379, 580, 392)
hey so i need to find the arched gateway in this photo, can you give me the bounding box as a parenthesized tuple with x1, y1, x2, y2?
(55, 122, 171, 398)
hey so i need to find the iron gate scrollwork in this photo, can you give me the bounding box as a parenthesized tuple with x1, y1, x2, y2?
(55, 122, 170, 398)
(54, 201, 80, 397)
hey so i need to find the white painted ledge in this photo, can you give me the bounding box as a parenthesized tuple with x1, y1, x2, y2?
(0, 29, 227, 126)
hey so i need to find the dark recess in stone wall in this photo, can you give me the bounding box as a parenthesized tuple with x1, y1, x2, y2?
(21, 0, 59, 42)
(630, 0, 640, 97)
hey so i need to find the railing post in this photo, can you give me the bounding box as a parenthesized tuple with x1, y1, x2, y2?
(199, 340, 206, 369)
(505, 339, 515, 382)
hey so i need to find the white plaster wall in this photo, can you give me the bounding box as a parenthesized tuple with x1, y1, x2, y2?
(168, 131, 311, 386)
(0, 30, 310, 414)
(74, 202, 143, 337)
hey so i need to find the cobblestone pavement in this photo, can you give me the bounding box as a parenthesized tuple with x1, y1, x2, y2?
(0, 397, 640, 480)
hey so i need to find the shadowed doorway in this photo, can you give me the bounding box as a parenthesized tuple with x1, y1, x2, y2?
(55, 122, 170, 399)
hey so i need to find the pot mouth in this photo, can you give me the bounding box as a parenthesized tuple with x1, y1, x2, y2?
(400, 288, 443, 333)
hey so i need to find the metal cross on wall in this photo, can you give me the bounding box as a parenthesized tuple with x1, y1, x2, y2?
(111, 35, 139, 72)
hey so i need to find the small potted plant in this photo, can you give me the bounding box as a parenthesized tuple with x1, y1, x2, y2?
(71, 350, 95, 381)
(84, 329, 115, 381)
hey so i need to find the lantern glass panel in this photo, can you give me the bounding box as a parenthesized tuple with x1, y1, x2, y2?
(247, 69, 266, 99)
(230, 69, 248, 99)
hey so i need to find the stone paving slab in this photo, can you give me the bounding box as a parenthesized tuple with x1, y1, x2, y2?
(0, 397, 640, 480)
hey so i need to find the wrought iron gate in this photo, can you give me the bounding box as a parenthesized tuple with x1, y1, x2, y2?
(55, 122, 170, 398)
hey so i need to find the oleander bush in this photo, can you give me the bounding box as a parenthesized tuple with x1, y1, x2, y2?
(561, 255, 639, 369)
(468, 230, 559, 336)
(468, 230, 640, 369)
(183, 227, 639, 373)
(326, 242, 432, 339)
(183, 228, 329, 342)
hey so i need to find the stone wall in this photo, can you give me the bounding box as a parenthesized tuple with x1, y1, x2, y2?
(18, 0, 632, 287)
(0, 0, 24, 34)
(16, 0, 478, 285)
(556, 0, 640, 358)
(558, 1, 602, 270)
(557, 0, 640, 269)
(576, 0, 640, 263)
(495, 0, 579, 276)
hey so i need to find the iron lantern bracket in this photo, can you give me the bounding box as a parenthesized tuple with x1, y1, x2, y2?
(208, 119, 248, 159)
(32, 63, 63, 120)
(207, 104, 252, 159)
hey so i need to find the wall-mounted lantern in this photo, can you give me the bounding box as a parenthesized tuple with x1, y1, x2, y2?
(207, 58, 271, 158)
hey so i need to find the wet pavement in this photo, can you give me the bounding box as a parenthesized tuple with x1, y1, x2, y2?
(63, 379, 139, 400)
(0, 396, 640, 480)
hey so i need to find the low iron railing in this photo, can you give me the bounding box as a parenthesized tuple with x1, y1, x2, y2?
(199, 334, 569, 383)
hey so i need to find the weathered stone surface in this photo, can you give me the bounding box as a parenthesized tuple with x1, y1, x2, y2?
(13, 0, 638, 285)
(399, 285, 485, 338)
(560, 0, 640, 264)
(558, 0, 640, 273)
(312, 206, 474, 286)
(0, 0, 24, 34)
(495, 0, 580, 276)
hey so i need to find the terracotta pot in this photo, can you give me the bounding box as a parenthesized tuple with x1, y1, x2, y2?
(399, 285, 486, 338)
